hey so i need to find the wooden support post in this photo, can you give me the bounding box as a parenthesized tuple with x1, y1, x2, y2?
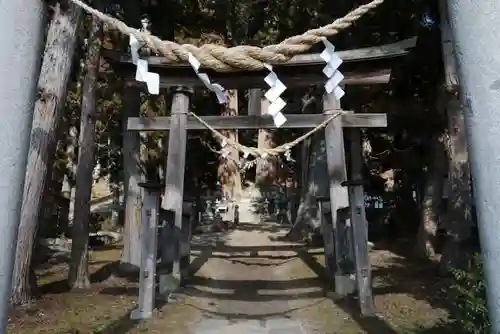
(121, 84, 142, 271)
(130, 183, 161, 320)
(323, 92, 356, 297)
(348, 129, 375, 316)
(157, 208, 176, 297)
(159, 86, 191, 296)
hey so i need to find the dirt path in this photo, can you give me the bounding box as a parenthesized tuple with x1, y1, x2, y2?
(176, 220, 448, 334)
(9, 199, 449, 333)
(184, 219, 318, 333)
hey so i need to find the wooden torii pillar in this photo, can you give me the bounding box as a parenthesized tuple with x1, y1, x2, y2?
(107, 37, 416, 318)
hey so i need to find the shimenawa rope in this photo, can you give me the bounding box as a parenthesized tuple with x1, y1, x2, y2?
(189, 111, 346, 158)
(67, 0, 380, 158)
(69, 0, 384, 72)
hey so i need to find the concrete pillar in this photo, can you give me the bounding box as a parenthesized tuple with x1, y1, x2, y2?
(0, 1, 45, 331)
(447, 0, 500, 332)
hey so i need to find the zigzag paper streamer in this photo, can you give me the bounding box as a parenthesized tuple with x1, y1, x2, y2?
(263, 64, 287, 128)
(129, 35, 159, 95)
(188, 53, 227, 104)
(320, 39, 345, 100)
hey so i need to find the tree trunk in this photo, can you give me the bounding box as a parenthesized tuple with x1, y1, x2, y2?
(217, 90, 242, 199)
(440, 94, 472, 269)
(53, 142, 70, 235)
(69, 14, 103, 289)
(414, 136, 446, 259)
(284, 93, 322, 239)
(120, 85, 142, 272)
(10, 3, 82, 306)
(58, 123, 76, 238)
(38, 157, 57, 235)
(438, 0, 473, 270)
(60, 174, 72, 235)
(65, 125, 79, 227)
(39, 151, 66, 238)
(254, 94, 278, 191)
(109, 182, 122, 231)
(285, 131, 327, 239)
(41, 135, 69, 236)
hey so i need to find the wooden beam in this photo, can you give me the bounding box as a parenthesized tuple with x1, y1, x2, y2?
(126, 68, 392, 89)
(127, 113, 387, 131)
(103, 37, 416, 69)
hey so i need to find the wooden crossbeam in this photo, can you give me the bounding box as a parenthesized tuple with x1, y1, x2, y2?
(106, 38, 416, 89)
(120, 67, 393, 90)
(127, 113, 387, 131)
(105, 37, 416, 69)
(151, 68, 392, 89)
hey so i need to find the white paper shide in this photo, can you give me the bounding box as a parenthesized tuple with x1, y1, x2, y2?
(129, 34, 160, 95)
(321, 39, 345, 100)
(187, 53, 227, 104)
(263, 64, 287, 127)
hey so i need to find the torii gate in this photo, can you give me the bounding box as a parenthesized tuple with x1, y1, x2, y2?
(104, 37, 416, 320)
(3, 1, 500, 332)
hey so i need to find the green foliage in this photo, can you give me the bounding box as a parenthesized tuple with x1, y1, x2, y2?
(447, 253, 490, 333)
(404, 254, 490, 334)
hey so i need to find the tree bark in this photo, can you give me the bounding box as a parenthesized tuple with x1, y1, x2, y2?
(65, 125, 79, 226)
(39, 146, 66, 238)
(10, 3, 82, 306)
(440, 92, 472, 269)
(60, 174, 72, 235)
(284, 93, 322, 239)
(52, 139, 70, 235)
(217, 90, 242, 199)
(438, 0, 473, 270)
(109, 182, 122, 231)
(414, 136, 446, 259)
(69, 14, 103, 289)
(254, 94, 278, 191)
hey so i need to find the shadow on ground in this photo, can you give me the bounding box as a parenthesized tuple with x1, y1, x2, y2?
(27, 224, 452, 334)
(295, 249, 400, 334)
(370, 240, 453, 313)
(39, 260, 123, 295)
(99, 236, 450, 333)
